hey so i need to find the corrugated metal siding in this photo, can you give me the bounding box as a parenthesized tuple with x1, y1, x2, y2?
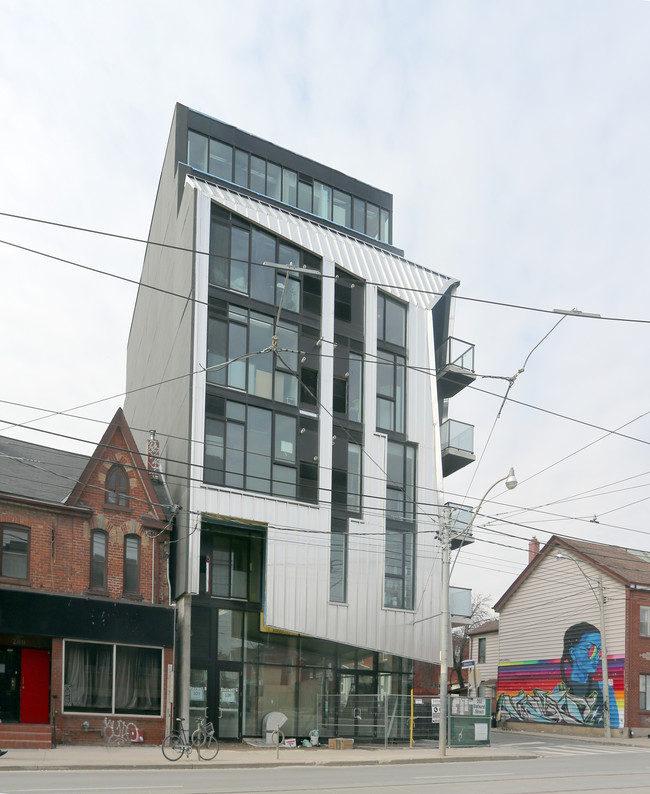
(185, 182, 448, 662)
(186, 176, 457, 306)
(499, 551, 626, 663)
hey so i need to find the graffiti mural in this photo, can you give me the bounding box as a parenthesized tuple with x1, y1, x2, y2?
(103, 717, 143, 744)
(497, 622, 624, 727)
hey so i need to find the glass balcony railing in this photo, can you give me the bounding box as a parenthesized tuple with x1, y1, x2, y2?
(440, 419, 474, 455)
(436, 337, 475, 373)
(450, 586, 472, 619)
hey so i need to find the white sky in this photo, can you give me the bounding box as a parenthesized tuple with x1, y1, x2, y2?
(1, 0, 649, 606)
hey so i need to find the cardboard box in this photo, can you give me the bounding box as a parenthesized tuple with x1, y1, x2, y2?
(328, 738, 355, 750)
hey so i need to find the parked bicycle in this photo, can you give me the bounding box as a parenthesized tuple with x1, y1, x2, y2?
(161, 716, 219, 761)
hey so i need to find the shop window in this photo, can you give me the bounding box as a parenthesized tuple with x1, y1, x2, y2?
(90, 529, 107, 590)
(106, 465, 129, 508)
(0, 523, 29, 580)
(123, 535, 140, 594)
(63, 641, 162, 716)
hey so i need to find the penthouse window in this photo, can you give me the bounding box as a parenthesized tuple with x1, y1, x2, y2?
(189, 130, 392, 244)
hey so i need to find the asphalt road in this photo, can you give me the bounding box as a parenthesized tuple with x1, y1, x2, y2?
(2, 749, 650, 794)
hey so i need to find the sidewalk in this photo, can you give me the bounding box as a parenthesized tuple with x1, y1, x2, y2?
(0, 741, 535, 771)
(4, 729, 649, 772)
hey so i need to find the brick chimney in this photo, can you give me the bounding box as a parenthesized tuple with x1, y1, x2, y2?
(529, 536, 540, 564)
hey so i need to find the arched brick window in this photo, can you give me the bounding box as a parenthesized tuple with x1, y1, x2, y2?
(106, 464, 129, 508)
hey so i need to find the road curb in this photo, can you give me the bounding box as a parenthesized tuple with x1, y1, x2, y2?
(0, 753, 537, 772)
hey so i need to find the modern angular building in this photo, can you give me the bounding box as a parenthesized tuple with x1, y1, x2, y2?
(124, 104, 476, 741)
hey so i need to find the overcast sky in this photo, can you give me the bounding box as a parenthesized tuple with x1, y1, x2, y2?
(1, 0, 649, 605)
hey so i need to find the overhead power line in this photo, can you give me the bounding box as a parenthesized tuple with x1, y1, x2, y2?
(1, 211, 650, 324)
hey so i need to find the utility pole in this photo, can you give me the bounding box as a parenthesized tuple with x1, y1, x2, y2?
(438, 507, 450, 757)
(598, 577, 611, 739)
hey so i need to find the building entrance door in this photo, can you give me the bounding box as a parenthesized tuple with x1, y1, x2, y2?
(19, 648, 50, 723)
(337, 672, 378, 740)
(216, 667, 241, 741)
(0, 646, 20, 722)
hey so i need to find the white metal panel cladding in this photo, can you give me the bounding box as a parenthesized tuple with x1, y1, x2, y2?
(187, 181, 446, 663)
(186, 175, 457, 308)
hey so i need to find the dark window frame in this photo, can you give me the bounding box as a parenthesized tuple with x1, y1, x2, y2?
(641, 605, 650, 637)
(330, 517, 348, 603)
(0, 522, 30, 581)
(189, 132, 393, 244)
(105, 464, 129, 509)
(384, 525, 415, 611)
(641, 673, 650, 711)
(478, 637, 487, 664)
(123, 534, 141, 595)
(90, 528, 108, 591)
(62, 639, 163, 717)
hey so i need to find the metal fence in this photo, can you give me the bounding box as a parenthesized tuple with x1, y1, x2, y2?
(316, 694, 491, 748)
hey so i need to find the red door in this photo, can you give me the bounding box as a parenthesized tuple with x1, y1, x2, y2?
(20, 649, 50, 723)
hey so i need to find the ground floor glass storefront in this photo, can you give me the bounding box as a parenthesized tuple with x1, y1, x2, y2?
(190, 604, 413, 740)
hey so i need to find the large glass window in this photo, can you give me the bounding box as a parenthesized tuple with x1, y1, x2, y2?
(209, 209, 321, 316)
(209, 139, 233, 181)
(376, 350, 405, 433)
(378, 293, 407, 348)
(384, 528, 414, 610)
(330, 518, 348, 603)
(90, 529, 107, 590)
(188, 130, 208, 172)
(207, 307, 299, 405)
(204, 398, 300, 498)
(188, 131, 393, 243)
(63, 641, 162, 716)
(202, 532, 264, 603)
(386, 442, 416, 522)
(0, 524, 29, 580)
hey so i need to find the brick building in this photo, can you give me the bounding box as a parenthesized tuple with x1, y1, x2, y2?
(0, 409, 175, 747)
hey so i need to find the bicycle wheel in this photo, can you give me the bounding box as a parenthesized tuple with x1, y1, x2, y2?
(199, 735, 219, 760)
(161, 732, 185, 761)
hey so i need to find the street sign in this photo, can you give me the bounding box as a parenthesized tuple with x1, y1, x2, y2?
(431, 697, 441, 723)
(461, 659, 475, 669)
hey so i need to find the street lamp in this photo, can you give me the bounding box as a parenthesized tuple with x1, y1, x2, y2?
(555, 551, 611, 739)
(438, 468, 517, 757)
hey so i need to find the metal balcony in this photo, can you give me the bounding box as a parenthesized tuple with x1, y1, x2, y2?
(445, 502, 475, 550)
(440, 419, 476, 477)
(436, 337, 476, 399)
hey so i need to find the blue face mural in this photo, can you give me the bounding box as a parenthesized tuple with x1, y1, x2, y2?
(497, 622, 622, 728)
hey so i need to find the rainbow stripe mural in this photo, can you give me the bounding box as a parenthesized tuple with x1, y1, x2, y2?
(497, 655, 625, 727)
